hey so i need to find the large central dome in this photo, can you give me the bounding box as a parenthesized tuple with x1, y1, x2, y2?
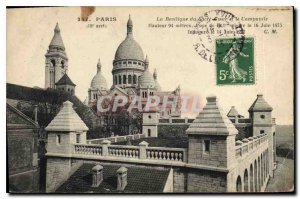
(114, 15, 144, 62)
(114, 37, 144, 61)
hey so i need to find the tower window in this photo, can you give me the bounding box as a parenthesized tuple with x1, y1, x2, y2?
(148, 129, 151, 137)
(122, 61, 126, 64)
(51, 59, 56, 67)
(76, 134, 80, 143)
(148, 115, 152, 119)
(61, 60, 65, 68)
(260, 115, 265, 119)
(56, 135, 61, 145)
(128, 75, 132, 84)
(204, 140, 210, 153)
(118, 75, 122, 84)
(260, 130, 265, 134)
(128, 61, 132, 64)
(114, 76, 117, 85)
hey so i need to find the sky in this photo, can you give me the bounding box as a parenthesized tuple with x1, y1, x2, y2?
(6, 7, 294, 124)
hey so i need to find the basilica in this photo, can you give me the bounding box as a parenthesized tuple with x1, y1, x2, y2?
(44, 16, 181, 119)
(86, 15, 181, 118)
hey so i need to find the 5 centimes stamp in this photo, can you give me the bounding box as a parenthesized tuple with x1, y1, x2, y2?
(193, 9, 245, 64)
(216, 38, 255, 85)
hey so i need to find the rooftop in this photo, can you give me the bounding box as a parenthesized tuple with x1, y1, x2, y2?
(55, 74, 76, 86)
(6, 83, 99, 128)
(248, 94, 273, 112)
(56, 163, 170, 193)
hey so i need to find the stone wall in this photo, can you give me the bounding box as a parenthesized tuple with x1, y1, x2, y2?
(173, 168, 186, 192)
(46, 157, 82, 192)
(187, 169, 227, 192)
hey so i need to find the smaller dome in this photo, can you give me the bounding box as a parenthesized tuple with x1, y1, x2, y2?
(90, 59, 107, 91)
(91, 73, 107, 91)
(139, 69, 156, 88)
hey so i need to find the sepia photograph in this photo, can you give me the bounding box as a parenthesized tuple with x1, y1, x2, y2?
(6, 6, 294, 194)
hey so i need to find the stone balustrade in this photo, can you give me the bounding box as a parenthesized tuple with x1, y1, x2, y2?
(146, 147, 186, 162)
(73, 140, 187, 163)
(108, 145, 140, 158)
(74, 144, 102, 155)
(235, 133, 268, 159)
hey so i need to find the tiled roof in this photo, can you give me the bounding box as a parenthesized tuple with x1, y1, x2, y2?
(186, 95, 238, 136)
(248, 94, 273, 112)
(55, 74, 76, 86)
(6, 83, 99, 129)
(45, 101, 88, 131)
(49, 23, 65, 49)
(56, 163, 170, 193)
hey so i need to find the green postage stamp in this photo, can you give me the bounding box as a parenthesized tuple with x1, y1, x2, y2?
(216, 38, 255, 85)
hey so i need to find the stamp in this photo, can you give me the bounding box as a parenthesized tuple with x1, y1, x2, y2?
(216, 37, 255, 85)
(193, 10, 245, 64)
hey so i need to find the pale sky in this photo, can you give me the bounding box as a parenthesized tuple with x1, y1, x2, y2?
(7, 7, 293, 124)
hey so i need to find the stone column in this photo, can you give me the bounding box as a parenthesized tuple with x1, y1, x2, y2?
(139, 141, 149, 159)
(102, 140, 111, 156)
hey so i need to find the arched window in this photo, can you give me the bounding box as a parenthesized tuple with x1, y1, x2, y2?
(114, 76, 117, 85)
(128, 75, 132, 84)
(250, 164, 254, 192)
(145, 92, 148, 98)
(244, 169, 249, 192)
(61, 60, 65, 69)
(123, 75, 127, 84)
(118, 75, 122, 84)
(254, 160, 258, 192)
(133, 75, 137, 84)
(236, 175, 242, 192)
(50, 59, 56, 67)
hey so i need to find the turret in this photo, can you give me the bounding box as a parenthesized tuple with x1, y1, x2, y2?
(45, 23, 68, 89)
(186, 95, 238, 168)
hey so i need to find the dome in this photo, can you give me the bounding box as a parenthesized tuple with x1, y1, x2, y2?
(139, 69, 156, 88)
(90, 59, 107, 91)
(114, 15, 144, 61)
(114, 37, 144, 61)
(91, 73, 107, 91)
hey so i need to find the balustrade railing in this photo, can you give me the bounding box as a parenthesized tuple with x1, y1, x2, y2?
(74, 144, 102, 155)
(72, 140, 187, 164)
(108, 145, 139, 158)
(235, 133, 268, 159)
(146, 147, 186, 162)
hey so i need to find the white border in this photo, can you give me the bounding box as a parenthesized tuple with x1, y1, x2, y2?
(1, 1, 297, 199)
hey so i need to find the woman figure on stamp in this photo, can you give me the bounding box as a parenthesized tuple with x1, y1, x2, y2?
(223, 41, 249, 83)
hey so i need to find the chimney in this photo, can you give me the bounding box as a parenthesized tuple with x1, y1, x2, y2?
(117, 167, 128, 191)
(33, 104, 38, 123)
(92, 164, 103, 187)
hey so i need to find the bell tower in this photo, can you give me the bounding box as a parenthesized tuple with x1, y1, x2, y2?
(45, 23, 68, 89)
